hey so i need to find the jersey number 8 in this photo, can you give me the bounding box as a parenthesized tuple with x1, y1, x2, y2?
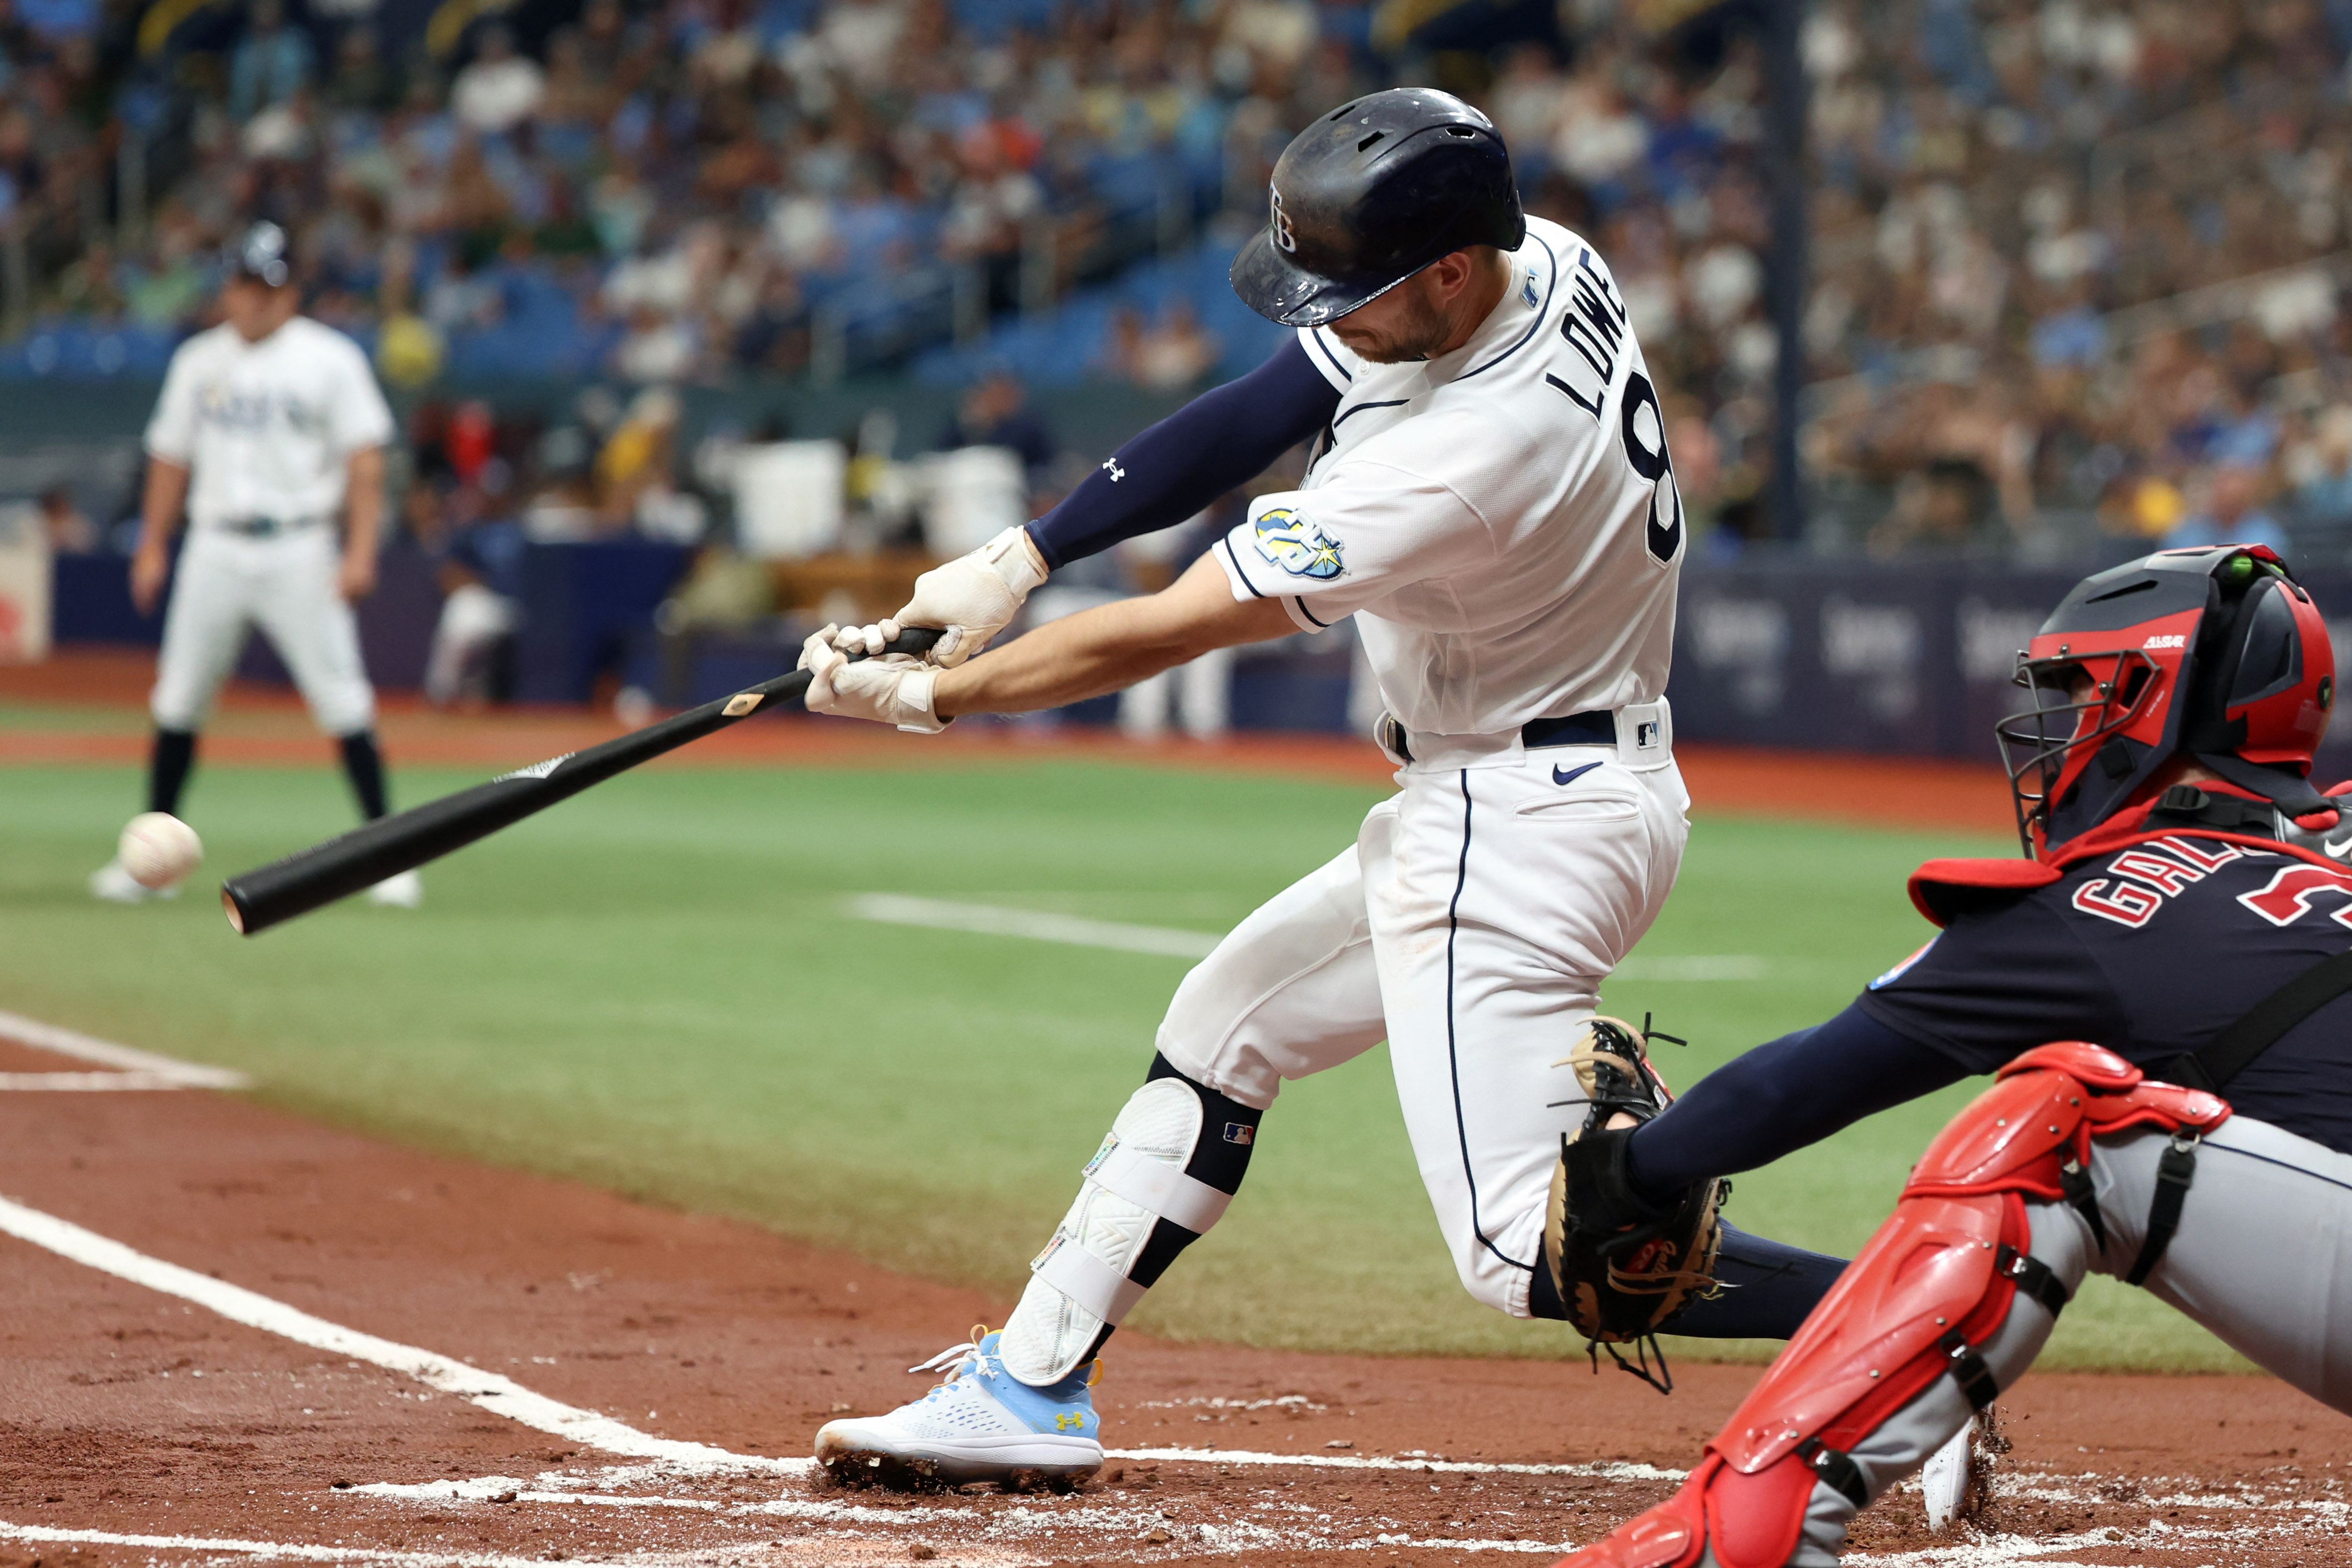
(1620, 370, 1684, 570)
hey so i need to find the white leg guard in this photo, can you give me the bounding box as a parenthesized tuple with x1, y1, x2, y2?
(998, 1067, 1257, 1385)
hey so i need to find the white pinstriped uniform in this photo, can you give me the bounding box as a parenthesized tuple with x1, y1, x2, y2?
(1008, 218, 1695, 1374)
(144, 317, 394, 737)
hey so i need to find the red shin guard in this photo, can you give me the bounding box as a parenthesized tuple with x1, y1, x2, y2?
(1555, 1043, 2228, 1568)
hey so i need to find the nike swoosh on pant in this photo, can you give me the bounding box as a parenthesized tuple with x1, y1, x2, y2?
(1551, 760, 1603, 786)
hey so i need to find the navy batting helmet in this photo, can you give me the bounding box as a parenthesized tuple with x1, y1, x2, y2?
(1231, 89, 1526, 328)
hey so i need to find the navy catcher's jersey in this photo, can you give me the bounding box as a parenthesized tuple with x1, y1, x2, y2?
(1857, 833, 2352, 1156)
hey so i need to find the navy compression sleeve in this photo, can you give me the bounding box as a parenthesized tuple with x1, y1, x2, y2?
(1626, 1004, 1971, 1199)
(1024, 337, 1342, 570)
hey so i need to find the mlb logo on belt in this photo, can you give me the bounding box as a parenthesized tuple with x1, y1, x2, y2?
(1635, 720, 1660, 750)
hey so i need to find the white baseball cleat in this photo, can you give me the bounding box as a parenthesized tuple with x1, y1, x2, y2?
(815, 1327, 1103, 1491)
(367, 870, 424, 908)
(90, 858, 178, 903)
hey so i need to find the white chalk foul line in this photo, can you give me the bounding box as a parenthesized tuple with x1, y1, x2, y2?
(0, 1517, 2166, 1568)
(0, 1522, 566, 1568)
(0, 1070, 235, 1091)
(846, 895, 1222, 959)
(0, 1188, 1669, 1493)
(0, 1192, 792, 1474)
(0, 1007, 251, 1090)
(846, 896, 1766, 980)
(1099, 1446, 1680, 1481)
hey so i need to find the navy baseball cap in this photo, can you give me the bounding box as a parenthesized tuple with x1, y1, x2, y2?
(228, 221, 292, 287)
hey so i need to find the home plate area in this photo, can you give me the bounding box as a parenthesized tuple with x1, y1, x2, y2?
(3, 1080, 2348, 1568)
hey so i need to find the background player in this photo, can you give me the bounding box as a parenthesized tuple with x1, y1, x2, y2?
(804, 89, 1843, 1489)
(1553, 544, 2352, 1567)
(89, 223, 420, 909)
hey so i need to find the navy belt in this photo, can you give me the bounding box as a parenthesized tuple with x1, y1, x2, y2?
(1384, 709, 1615, 764)
(1521, 710, 1617, 749)
(220, 515, 319, 538)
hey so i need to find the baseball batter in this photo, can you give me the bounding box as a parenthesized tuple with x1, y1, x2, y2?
(91, 223, 419, 908)
(1556, 544, 2352, 1567)
(801, 91, 1845, 1488)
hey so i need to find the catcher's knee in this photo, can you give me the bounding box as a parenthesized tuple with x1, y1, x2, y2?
(997, 1055, 1263, 1383)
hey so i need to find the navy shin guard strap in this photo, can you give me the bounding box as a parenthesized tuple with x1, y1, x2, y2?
(2060, 1159, 2106, 1253)
(1996, 1243, 2070, 1318)
(1797, 1439, 1870, 1511)
(1940, 1330, 2000, 1412)
(2125, 1134, 2199, 1287)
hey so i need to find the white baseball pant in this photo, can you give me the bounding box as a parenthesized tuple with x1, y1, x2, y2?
(1157, 737, 1691, 1315)
(150, 528, 376, 736)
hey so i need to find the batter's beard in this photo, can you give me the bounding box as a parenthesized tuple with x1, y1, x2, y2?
(1332, 288, 1453, 363)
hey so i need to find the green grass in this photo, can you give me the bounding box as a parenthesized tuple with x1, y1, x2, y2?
(0, 756, 2249, 1373)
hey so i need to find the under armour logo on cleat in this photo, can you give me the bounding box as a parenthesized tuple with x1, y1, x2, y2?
(1054, 1413, 1086, 1430)
(1102, 459, 1125, 482)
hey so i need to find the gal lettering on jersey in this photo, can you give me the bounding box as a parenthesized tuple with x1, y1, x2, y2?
(2070, 837, 2262, 928)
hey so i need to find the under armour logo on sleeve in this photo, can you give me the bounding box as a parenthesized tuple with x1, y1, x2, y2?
(1102, 459, 1125, 482)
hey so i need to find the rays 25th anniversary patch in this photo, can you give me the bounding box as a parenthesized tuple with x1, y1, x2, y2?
(1251, 507, 1345, 580)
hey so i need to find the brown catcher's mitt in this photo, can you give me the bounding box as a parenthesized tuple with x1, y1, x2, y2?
(1542, 1014, 1724, 1391)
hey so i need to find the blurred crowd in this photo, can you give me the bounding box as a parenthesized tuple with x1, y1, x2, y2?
(14, 0, 2352, 564)
(8, 0, 1387, 387)
(1786, 0, 2352, 562)
(1425, 0, 2352, 564)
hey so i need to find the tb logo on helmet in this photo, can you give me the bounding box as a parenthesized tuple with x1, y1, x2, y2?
(1269, 188, 1298, 254)
(1251, 507, 1343, 579)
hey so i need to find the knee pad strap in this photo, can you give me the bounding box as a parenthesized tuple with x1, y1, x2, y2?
(1084, 1140, 1234, 1233)
(1032, 1233, 1149, 1324)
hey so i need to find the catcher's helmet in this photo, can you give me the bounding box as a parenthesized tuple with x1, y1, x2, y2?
(227, 221, 293, 287)
(1995, 544, 2336, 855)
(1230, 89, 1526, 328)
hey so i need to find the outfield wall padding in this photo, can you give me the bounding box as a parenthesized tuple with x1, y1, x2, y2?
(1670, 563, 2352, 781)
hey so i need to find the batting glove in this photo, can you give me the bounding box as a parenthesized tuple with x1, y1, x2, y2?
(798, 626, 948, 733)
(886, 525, 1049, 667)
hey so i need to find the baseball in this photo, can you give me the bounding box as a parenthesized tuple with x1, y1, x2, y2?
(118, 812, 202, 890)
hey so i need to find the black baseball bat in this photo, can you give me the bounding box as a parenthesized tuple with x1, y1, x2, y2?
(221, 627, 941, 936)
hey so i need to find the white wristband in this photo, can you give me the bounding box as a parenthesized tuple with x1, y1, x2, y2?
(983, 526, 1049, 597)
(894, 666, 947, 734)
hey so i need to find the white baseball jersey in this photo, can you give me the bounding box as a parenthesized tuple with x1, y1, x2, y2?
(145, 317, 395, 531)
(1211, 216, 1681, 737)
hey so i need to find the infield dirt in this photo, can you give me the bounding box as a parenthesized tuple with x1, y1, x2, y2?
(3, 1057, 2348, 1568)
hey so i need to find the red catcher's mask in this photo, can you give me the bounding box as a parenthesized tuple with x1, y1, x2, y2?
(1994, 545, 2335, 856)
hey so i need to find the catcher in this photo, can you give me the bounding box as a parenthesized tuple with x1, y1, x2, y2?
(1558, 543, 2352, 1567)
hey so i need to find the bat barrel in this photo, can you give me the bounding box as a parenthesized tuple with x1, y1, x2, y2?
(222, 778, 563, 935)
(218, 627, 937, 936)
